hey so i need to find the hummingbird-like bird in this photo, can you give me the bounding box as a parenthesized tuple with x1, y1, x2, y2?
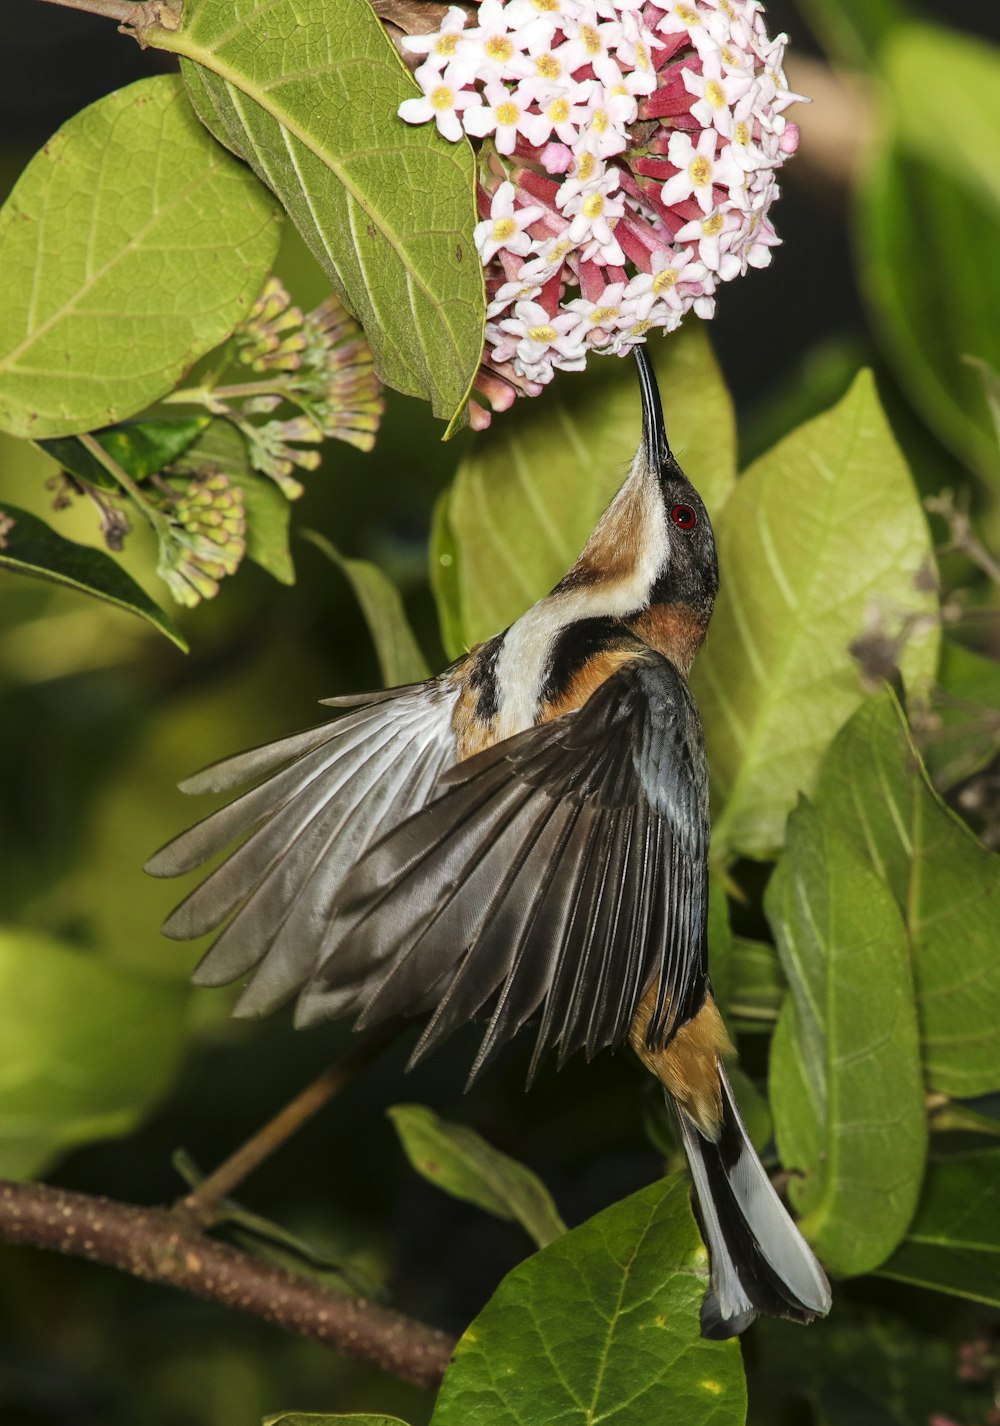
(147, 348, 831, 1338)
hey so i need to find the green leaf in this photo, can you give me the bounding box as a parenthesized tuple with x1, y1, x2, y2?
(0, 502, 187, 651)
(429, 487, 466, 661)
(266, 1416, 411, 1426)
(886, 26, 1000, 211)
(805, 688, 1000, 1099)
(728, 936, 785, 1034)
(705, 875, 734, 1020)
(388, 1103, 566, 1250)
(693, 370, 939, 861)
(856, 26, 1000, 485)
(878, 1149, 1000, 1308)
(171, 419, 295, 584)
(430, 1175, 745, 1426)
(152, 0, 483, 425)
(303, 531, 428, 686)
(860, 145, 1000, 488)
(766, 793, 927, 1277)
(0, 75, 281, 439)
(754, 1304, 992, 1426)
(173, 1149, 378, 1296)
(36, 417, 211, 490)
(0, 929, 189, 1179)
(922, 637, 1000, 788)
(796, 0, 904, 67)
(445, 324, 736, 648)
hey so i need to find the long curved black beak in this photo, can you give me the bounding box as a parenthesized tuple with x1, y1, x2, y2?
(633, 345, 671, 469)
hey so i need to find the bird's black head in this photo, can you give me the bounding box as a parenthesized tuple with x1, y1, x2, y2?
(633, 345, 719, 621)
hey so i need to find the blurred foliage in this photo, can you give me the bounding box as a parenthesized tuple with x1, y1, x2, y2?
(2, 1, 1000, 1425)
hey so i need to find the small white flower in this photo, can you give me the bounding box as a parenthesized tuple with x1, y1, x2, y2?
(487, 277, 544, 320)
(727, 89, 781, 172)
(559, 14, 625, 74)
(564, 282, 629, 343)
(400, 7, 470, 72)
(398, 71, 482, 142)
(462, 0, 547, 83)
(592, 52, 656, 101)
(682, 53, 754, 136)
(626, 247, 713, 317)
(498, 299, 588, 376)
(464, 79, 550, 153)
(503, 0, 581, 33)
(557, 146, 607, 206)
(661, 129, 742, 215)
(518, 85, 592, 146)
(577, 83, 633, 157)
(474, 182, 546, 264)
(560, 169, 627, 264)
(519, 234, 577, 284)
(676, 205, 745, 278)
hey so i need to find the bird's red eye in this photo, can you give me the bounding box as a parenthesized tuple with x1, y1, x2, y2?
(671, 503, 697, 530)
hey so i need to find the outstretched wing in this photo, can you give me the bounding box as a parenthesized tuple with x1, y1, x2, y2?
(297, 653, 710, 1085)
(145, 680, 460, 1016)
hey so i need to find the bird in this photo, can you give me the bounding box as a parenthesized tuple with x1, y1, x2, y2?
(146, 346, 831, 1339)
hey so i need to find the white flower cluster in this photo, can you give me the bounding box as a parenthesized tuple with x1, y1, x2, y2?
(398, 0, 803, 400)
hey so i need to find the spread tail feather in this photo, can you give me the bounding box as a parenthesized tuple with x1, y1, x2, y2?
(676, 1062, 831, 1338)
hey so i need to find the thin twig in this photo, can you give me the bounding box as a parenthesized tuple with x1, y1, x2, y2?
(0, 1179, 456, 1388)
(926, 490, 1000, 586)
(178, 1025, 400, 1228)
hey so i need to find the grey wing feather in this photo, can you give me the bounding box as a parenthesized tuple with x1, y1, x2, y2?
(296, 653, 710, 1078)
(145, 681, 459, 1014)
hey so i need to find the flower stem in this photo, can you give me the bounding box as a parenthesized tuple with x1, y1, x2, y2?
(77, 432, 170, 540)
(165, 379, 291, 406)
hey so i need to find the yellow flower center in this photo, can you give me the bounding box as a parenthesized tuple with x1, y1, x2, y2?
(629, 319, 655, 337)
(582, 24, 601, 54)
(435, 33, 458, 55)
(721, 46, 737, 65)
(536, 53, 562, 79)
(676, 4, 700, 24)
(549, 240, 572, 260)
(548, 98, 570, 123)
(528, 324, 558, 342)
(705, 80, 725, 109)
(652, 268, 678, 293)
(735, 120, 750, 145)
(702, 211, 725, 236)
(492, 217, 516, 241)
(582, 192, 606, 219)
(495, 101, 520, 126)
(720, 0, 735, 17)
(689, 155, 712, 186)
(634, 42, 650, 70)
(588, 305, 620, 324)
(531, 0, 559, 10)
(592, 108, 609, 133)
(486, 35, 514, 62)
(576, 151, 597, 181)
(431, 86, 454, 111)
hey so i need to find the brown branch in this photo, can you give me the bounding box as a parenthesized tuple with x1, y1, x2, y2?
(32, 0, 181, 41)
(0, 1178, 456, 1389)
(178, 1025, 400, 1228)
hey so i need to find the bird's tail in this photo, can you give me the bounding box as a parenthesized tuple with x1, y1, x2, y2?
(675, 1061, 832, 1338)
